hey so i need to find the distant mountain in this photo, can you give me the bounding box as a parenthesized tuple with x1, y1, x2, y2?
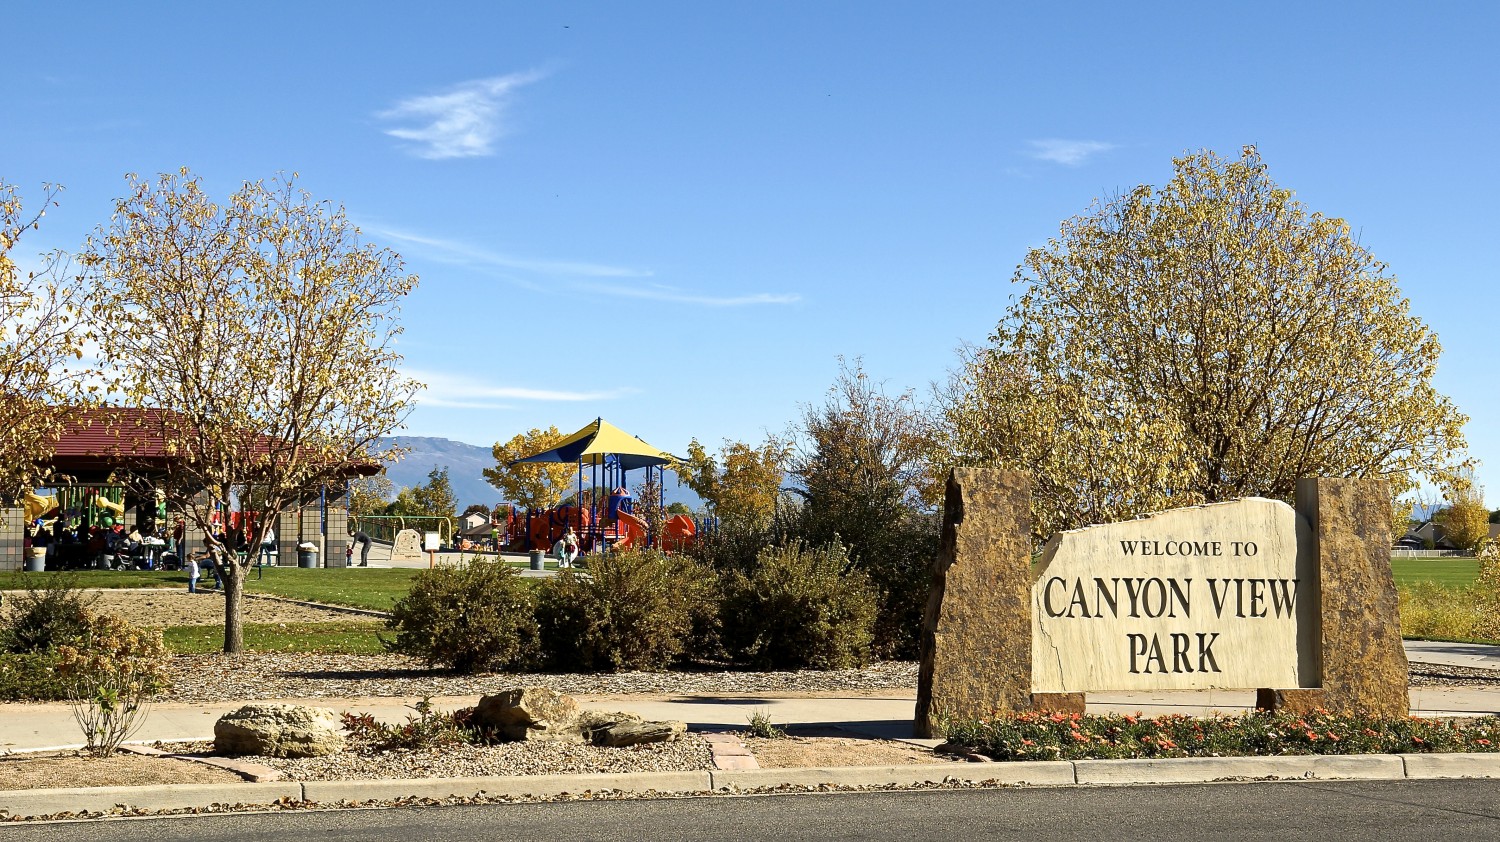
(376, 436, 704, 513)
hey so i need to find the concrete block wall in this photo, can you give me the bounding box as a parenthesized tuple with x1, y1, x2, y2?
(0, 508, 25, 572)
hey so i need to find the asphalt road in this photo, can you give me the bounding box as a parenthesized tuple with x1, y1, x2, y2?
(10, 780, 1500, 841)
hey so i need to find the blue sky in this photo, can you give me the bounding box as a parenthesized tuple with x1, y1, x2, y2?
(5, 2, 1498, 502)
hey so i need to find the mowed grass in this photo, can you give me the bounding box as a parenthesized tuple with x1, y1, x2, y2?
(161, 620, 388, 654)
(1390, 557, 1480, 591)
(0, 567, 420, 612)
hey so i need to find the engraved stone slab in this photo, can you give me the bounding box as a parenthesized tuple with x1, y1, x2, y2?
(392, 528, 423, 561)
(1032, 498, 1316, 692)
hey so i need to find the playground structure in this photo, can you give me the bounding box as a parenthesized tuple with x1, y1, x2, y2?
(505, 418, 701, 556)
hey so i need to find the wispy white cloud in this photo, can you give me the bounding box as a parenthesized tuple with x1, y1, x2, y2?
(372, 227, 650, 279)
(369, 227, 799, 309)
(409, 369, 635, 410)
(1027, 139, 1116, 166)
(579, 282, 800, 308)
(378, 72, 544, 160)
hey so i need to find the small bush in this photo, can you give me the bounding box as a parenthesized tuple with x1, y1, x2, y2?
(745, 708, 786, 739)
(0, 573, 99, 654)
(383, 561, 540, 673)
(341, 697, 476, 752)
(719, 540, 877, 670)
(55, 614, 171, 757)
(536, 548, 716, 672)
(0, 652, 71, 701)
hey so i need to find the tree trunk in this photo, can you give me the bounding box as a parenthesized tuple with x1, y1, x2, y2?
(223, 551, 245, 654)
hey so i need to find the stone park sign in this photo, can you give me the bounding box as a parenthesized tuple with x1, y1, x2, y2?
(1032, 498, 1315, 693)
(915, 469, 1408, 738)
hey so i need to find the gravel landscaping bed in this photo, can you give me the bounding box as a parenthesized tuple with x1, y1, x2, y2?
(163, 653, 921, 702)
(167, 737, 716, 780)
(1408, 661, 1500, 686)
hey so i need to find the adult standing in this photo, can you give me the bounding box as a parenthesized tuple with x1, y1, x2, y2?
(260, 524, 277, 566)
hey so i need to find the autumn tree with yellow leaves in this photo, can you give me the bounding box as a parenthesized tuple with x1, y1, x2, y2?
(1436, 474, 1490, 555)
(0, 181, 89, 497)
(934, 147, 1469, 541)
(82, 170, 420, 653)
(483, 427, 578, 510)
(675, 435, 791, 534)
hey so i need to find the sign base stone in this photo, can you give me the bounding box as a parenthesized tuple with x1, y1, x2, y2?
(1031, 693, 1086, 715)
(915, 469, 1033, 738)
(1255, 688, 1326, 714)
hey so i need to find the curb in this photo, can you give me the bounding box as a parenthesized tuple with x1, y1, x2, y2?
(3, 753, 1499, 819)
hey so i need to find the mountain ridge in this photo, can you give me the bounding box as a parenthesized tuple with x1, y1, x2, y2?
(376, 436, 703, 513)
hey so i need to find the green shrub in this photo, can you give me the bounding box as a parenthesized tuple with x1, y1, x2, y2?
(0, 652, 71, 701)
(719, 540, 877, 670)
(0, 573, 99, 654)
(383, 561, 540, 673)
(536, 548, 716, 672)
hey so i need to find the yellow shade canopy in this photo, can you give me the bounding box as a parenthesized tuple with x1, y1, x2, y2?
(510, 418, 677, 470)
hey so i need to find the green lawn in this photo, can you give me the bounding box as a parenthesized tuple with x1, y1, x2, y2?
(1390, 557, 1480, 591)
(161, 620, 387, 654)
(0, 567, 421, 612)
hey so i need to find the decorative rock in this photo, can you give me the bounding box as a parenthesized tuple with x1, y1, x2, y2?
(214, 703, 345, 758)
(915, 468, 1034, 738)
(1255, 688, 1326, 714)
(595, 720, 688, 747)
(1294, 478, 1409, 717)
(577, 709, 642, 742)
(474, 687, 583, 742)
(392, 529, 423, 561)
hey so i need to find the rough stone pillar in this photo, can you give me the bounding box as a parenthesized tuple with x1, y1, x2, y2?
(915, 469, 1033, 738)
(1292, 477, 1409, 717)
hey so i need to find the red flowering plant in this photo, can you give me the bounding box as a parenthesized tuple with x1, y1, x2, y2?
(939, 709, 1500, 762)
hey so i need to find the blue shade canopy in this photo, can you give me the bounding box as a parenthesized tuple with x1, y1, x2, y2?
(510, 418, 677, 471)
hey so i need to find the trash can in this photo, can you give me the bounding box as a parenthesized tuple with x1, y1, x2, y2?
(529, 550, 544, 570)
(25, 548, 45, 572)
(297, 546, 319, 568)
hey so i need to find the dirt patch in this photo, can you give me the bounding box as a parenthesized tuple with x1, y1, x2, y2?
(9, 589, 374, 628)
(743, 732, 958, 768)
(0, 749, 244, 790)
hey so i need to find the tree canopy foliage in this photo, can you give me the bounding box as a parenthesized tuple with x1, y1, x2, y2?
(675, 435, 791, 533)
(483, 427, 576, 510)
(0, 181, 89, 497)
(348, 474, 395, 517)
(934, 147, 1469, 539)
(385, 466, 459, 521)
(82, 169, 419, 652)
(1436, 474, 1490, 555)
(787, 358, 937, 658)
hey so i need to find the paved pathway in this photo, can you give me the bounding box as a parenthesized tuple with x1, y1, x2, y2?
(4, 641, 1499, 753)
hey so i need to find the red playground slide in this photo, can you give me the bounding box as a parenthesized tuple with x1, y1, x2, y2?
(613, 509, 649, 549)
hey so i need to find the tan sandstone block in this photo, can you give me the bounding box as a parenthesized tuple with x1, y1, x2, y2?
(915, 469, 1033, 738)
(1295, 478, 1409, 718)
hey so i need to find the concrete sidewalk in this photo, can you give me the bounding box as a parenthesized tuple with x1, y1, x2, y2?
(6, 682, 1500, 754)
(1, 640, 1493, 752)
(5, 643, 1500, 818)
